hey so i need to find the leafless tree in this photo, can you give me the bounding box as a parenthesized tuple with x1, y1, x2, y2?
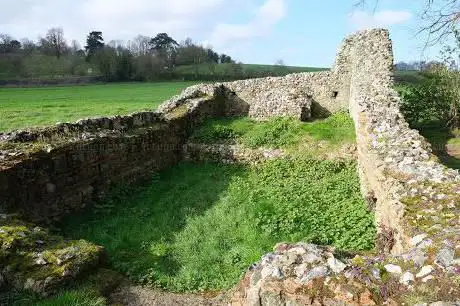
(128, 35, 150, 56)
(21, 38, 36, 55)
(71, 40, 81, 54)
(44, 27, 68, 58)
(355, 0, 460, 45)
(0, 34, 13, 45)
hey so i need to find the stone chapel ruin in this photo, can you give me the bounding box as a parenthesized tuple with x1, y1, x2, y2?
(0, 29, 459, 305)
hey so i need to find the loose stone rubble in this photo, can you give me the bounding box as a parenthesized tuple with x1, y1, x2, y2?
(231, 242, 460, 305)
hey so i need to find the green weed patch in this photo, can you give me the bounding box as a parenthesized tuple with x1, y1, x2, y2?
(191, 112, 355, 149)
(61, 158, 374, 292)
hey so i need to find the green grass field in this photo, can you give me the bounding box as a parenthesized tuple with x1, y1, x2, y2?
(0, 82, 197, 132)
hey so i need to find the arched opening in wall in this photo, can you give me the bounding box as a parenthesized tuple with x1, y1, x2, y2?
(300, 105, 311, 121)
(331, 91, 339, 99)
(310, 101, 332, 119)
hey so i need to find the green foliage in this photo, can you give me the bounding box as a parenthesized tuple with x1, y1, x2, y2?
(1, 285, 107, 306)
(242, 117, 302, 148)
(396, 74, 452, 128)
(1, 29, 326, 82)
(0, 82, 197, 132)
(85, 31, 104, 61)
(190, 117, 256, 143)
(191, 113, 356, 150)
(397, 34, 460, 130)
(393, 70, 428, 85)
(301, 112, 356, 144)
(61, 159, 374, 292)
(0, 54, 93, 80)
(191, 124, 238, 143)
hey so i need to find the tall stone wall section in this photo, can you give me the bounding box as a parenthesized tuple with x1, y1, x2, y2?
(232, 30, 460, 305)
(223, 72, 347, 120)
(335, 29, 459, 254)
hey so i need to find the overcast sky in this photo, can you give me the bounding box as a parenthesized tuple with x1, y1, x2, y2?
(0, 0, 441, 67)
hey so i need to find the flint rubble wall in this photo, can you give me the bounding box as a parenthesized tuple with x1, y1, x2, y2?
(231, 29, 460, 305)
(0, 86, 232, 223)
(338, 29, 459, 254)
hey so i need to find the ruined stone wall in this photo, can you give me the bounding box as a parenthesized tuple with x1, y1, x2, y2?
(232, 29, 460, 306)
(223, 72, 347, 120)
(157, 72, 347, 122)
(0, 85, 232, 223)
(336, 29, 460, 254)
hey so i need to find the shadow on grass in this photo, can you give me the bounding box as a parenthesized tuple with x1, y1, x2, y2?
(416, 121, 460, 170)
(58, 162, 248, 288)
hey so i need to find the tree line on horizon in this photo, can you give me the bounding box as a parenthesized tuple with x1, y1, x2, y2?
(0, 27, 248, 82)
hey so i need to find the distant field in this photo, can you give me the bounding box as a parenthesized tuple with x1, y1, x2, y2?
(0, 68, 420, 133)
(174, 63, 327, 76)
(0, 82, 197, 132)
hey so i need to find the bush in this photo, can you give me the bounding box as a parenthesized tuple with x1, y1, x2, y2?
(398, 67, 460, 129)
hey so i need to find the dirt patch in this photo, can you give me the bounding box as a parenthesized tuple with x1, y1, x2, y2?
(109, 284, 228, 306)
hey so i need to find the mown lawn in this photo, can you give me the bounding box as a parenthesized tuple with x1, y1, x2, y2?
(0, 82, 197, 132)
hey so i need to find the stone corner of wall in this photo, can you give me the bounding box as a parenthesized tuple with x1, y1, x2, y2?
(232, 28, 460, 305)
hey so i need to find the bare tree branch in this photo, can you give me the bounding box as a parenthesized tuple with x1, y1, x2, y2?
(355, 0, 460, 46)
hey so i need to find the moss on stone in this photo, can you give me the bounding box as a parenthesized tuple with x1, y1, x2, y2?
(0, 216, 102, 296)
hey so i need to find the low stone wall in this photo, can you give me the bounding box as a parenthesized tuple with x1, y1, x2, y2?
(0, 85, 235, 223)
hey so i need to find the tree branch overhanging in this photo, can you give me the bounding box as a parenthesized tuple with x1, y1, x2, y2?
(354, 0, 460, 46)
